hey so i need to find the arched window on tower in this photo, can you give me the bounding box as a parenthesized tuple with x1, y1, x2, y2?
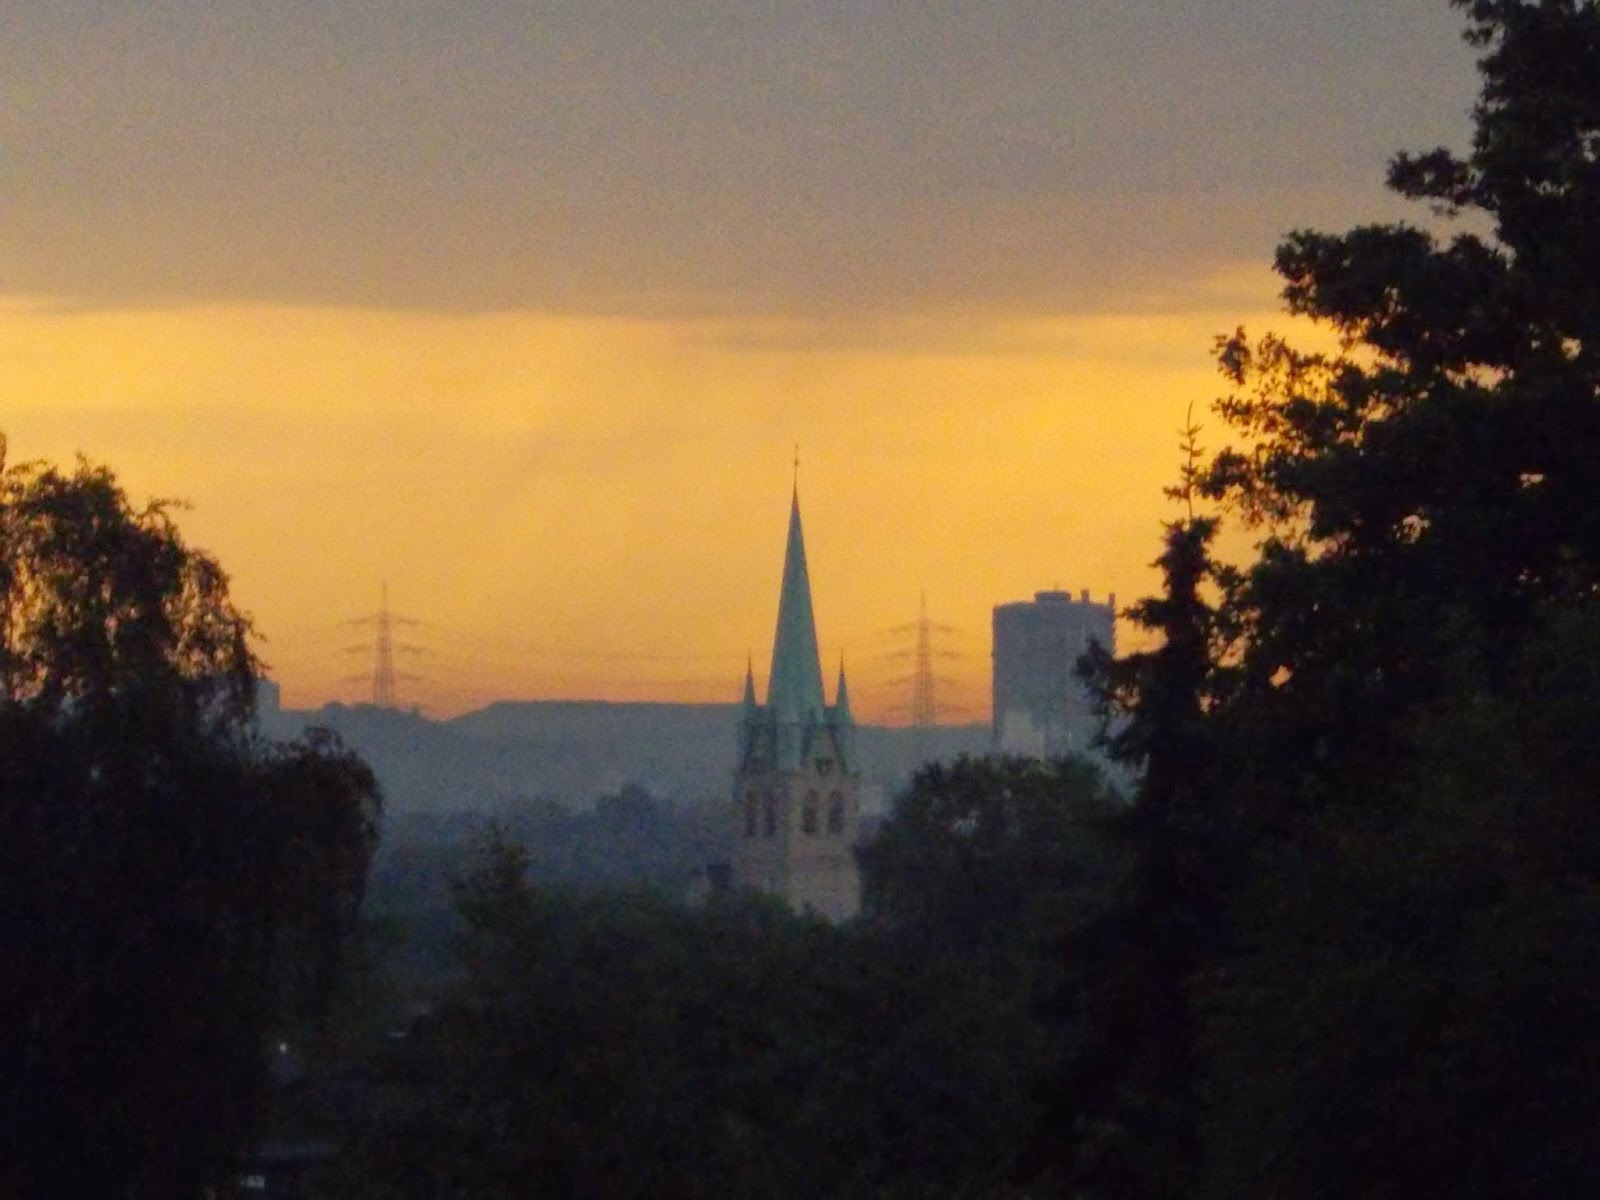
(763, 792, 777, 837)
(827, 791, 846, 834)
(802, 791, 820, 835)
(744, 792, 758, 838)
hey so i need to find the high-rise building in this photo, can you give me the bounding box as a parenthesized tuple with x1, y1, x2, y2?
(992, 588, 1115, 757)
(730, 486, 861, 920)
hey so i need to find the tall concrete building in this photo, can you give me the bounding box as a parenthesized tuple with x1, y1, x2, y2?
(731, 486, 861, 921)
(992, 589, 1115, 757)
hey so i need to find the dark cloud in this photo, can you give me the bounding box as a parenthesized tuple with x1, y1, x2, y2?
(2, 1, 1477, 315)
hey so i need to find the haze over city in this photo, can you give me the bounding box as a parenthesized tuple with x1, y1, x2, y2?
(2, 2, 1479, 719)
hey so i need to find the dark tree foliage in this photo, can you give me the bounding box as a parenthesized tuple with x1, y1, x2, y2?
(1034, 7, 1600, 1196)
(1205, 0, 1600, 808)
(1088, 421, 1228, 834)
(302, 754, 1116, 1194)
(1115, 3, 1600, 1195)
(0, 441, 381, 1199)
(256, 730, 383, 1032)
(1041, 439, 1231, 1199)
(326, 773, 1133, 1200)
(857, 754, 1125, 968)
(1202, 599, 1600, 1198)
(361, 787, 715, 993)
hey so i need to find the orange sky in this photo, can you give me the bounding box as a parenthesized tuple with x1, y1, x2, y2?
(0, 272, 1288, 723)
(1, 3, 1480, 722)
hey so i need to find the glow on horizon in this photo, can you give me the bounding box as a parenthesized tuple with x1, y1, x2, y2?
(0, 273, 1285, 724)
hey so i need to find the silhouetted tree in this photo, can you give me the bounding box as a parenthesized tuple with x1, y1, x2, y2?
(1166, 4, 1600, 1194)
(1036, 419, 1231, 1198)
(0, 439, 380, 1198)
(1205, 0, 1600, 814)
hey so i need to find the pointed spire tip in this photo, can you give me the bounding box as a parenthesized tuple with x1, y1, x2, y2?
(768, 478, 825, 718)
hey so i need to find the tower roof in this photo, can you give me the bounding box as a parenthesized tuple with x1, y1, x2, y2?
(767, 487, 826, 720)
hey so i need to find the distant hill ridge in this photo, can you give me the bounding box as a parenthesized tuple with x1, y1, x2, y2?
(262, 699, 989, 813)
(449, 699, 739, 743)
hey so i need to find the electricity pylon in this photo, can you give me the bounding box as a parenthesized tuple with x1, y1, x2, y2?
(884, 593, 961, 728)
(343, 582, 424, 709)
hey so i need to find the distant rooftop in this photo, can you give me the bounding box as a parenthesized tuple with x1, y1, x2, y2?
(996, 588, 1115, 609)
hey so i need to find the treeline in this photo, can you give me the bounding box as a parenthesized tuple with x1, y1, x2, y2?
(362, 788, 720, 991)
(317, 756, 1127, 1199)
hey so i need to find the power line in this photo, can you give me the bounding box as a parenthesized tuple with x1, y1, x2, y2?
(278, 600, 978, 721)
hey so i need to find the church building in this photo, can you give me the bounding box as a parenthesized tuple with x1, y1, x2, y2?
(731, 486, 861, 921)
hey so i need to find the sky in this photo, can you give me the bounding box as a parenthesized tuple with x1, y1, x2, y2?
(1, 1, 1482, 721)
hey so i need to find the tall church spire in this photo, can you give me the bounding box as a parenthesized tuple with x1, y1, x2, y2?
(728, 480, 862, 921)
(767, 486, 826, 720)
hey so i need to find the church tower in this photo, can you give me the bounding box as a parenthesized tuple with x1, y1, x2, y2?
(732, 486, 861, 920)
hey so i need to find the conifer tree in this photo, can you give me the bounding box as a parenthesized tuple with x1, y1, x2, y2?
(1039, 417, 1230, 1199)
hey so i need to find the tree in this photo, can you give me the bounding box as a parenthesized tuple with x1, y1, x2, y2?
(333, 805, 1086, 1200)
(1033, 418, 1233, 1199)
(857, 756, 1130, 1193)
(0, 439, 380, 1198)
(1204, 0, 1600, 801)
(1171, 4, 1600, 1193)
(255, 729, 383, 1036)
(1201, 598, 1600, 1198)
(858, 754, 1124, 969)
